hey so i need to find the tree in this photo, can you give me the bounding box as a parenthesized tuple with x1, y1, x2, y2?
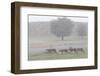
(77, 23, 88, 36)
(50, 17, 74, 40)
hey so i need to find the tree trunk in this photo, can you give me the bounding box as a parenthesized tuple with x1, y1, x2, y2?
(61, 36, 64, 40)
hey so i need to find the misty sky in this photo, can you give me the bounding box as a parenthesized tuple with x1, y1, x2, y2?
(28, 15, 88, 22)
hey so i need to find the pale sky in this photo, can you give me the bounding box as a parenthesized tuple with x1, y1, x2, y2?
(28, 15, 88, 22)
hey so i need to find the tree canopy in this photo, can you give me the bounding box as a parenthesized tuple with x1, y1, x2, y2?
(50, 17, 74, 40)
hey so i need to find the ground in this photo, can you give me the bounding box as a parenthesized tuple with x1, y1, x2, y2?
(28, 49, 87, 61)
(28, 36, 88, 61)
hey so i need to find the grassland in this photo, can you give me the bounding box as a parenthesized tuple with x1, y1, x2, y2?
(28, 36, 88, 61)
(28, 49, 88, 61)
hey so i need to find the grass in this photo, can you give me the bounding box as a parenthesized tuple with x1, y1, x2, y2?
(28, 49, 88, 61)
(28, 36, 88, 61)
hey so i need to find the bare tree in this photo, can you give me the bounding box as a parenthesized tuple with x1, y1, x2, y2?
(50, 17, 74, 40)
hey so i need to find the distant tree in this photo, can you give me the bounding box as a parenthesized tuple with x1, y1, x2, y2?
(77, 23, 88, 36)
(50, 17, 74, 40)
